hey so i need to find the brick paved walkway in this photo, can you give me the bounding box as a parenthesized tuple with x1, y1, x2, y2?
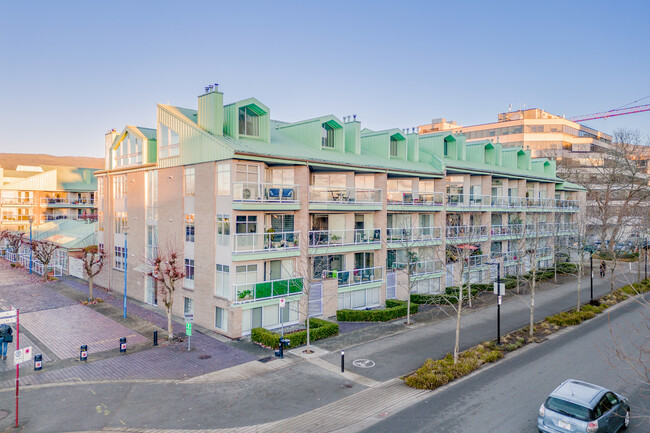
(0, 332, 52, 373)
(20, 304, 149, 359)
(0, 280, 76, 314)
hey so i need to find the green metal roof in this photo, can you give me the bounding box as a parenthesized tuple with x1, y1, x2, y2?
(135, 127, 157, 140)
(31, 220, 97, 250)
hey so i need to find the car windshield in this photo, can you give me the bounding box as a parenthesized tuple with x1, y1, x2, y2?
(546, 397, 592, 421)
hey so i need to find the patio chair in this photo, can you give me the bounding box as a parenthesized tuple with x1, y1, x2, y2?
(268, 188, 280, 200)
(281, 189, 294, 200)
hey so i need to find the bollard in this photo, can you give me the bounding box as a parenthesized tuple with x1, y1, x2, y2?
(153, 330, 158, 346)
(80, 345, 88, 362)
(120, 337, 127, 353)
(34, 354, 42, 371)
(341, 350, 345, 373)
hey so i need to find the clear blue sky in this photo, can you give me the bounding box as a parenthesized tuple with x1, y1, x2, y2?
(1, 0, 648, 158)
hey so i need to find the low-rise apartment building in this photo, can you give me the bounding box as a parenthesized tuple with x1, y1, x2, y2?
(96, 87, 584, 339)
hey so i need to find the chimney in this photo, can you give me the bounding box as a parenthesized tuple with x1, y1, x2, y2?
(105, 129, 119, 170)
(198, 84, 223, 136)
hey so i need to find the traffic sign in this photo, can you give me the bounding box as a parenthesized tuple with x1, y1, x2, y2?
(13, 349, 23, 365)
(493, 282, 505, 295)
(22, 346, 32, 363)
(279, 298, 285, 308)
(185, 322, 192, 336)
(184, 314, 193, 323)
(0, 309, 17, 325)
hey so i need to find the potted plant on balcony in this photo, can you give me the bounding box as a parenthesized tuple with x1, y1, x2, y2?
(330, 234, 342, 244)
(237, 289, 253, 301)
(265, 228, 278, 249)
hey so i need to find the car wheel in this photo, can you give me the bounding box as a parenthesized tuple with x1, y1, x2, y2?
(622, 409, 630, 430)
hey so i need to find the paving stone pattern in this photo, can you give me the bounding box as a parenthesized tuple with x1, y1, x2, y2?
(20, 304, 149, 359)
(0, 332, 52, 373)
(0, 280, 76, 314)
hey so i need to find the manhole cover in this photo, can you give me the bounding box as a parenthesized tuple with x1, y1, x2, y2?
(198, 355, 211, 360)
(0, 409, 9, 420)
(353, 359, 375, 368)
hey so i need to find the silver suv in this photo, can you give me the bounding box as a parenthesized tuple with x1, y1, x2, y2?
(538, 379, 630, 432)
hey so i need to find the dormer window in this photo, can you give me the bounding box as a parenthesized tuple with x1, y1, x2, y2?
(239, 106, 259, 137)
(322, 123, 335, 148)
(390, 138, 398, 157)
(114, 133, 143, 168)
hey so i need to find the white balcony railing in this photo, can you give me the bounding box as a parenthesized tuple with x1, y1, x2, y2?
(232, 182, 300, 203)
(489, 196, 527, 208)
(490, 224, 524, 238)
(446, 194, 492, 208)
(387, 191, 444, 206)
(445, 225, 488, 241)
(386, 226, 442, 243)
(325, 266, 384, 287)
(464, 254, 489, 267)
(308, 228, 380, 247)
(393, 259, 443, 275)
(233, 231, 300, 254)
(309, 186, 382, 205)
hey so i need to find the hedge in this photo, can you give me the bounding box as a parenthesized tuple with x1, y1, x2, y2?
(251, 318, 339, 349)
(336, 299, 418, 322)
(411, 284, 492, 305)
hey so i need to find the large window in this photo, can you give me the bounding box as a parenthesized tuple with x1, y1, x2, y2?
(146, 225, 158, 260)
(114, 134, 143, 167)
(322, 123, 335, 148)
(114, 246, 127, 270)
(217, 214, 230, 245)
(390, 138, 398, 157)
(113, 176, 126, 199)
(183, 297, 194, 316)
(215, 306, 227, 331)
(114, 212, 127, 234)
(146, 170, 158, 220)
(269, 214, 294, 232)
(158, 123, 180, 158)
(184, 259, 195, 289)
(184, 167, 195, 196)
(313, 254, 344, 278)
(236, 215, 257, 234)
(216, 163, 231, 196)
(185, 214, 195, 242)
(239, 106, 260, 137)
(216, 264, 230, 298)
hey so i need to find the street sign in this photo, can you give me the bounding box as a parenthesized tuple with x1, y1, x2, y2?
(185, 322, 192, 336)
(498, 295, 503, 305)
(184, 314, 194, 323)
(493, 283, 505, 295)
(0, 309, 17, 325)
(279, 298, 285, 308)
(13, 349, 23, 365)
(22, 346, 32, 363)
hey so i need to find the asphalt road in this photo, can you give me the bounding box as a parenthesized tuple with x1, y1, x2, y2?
(361, 294, 650, 433)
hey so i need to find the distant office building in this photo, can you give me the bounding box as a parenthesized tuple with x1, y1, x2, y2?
(0, 164, 98, 231)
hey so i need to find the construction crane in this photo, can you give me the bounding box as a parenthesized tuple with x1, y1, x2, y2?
(568, 104, 650, 122)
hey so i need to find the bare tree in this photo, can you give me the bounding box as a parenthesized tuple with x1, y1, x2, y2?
(567, 217, 591, 311)
(5, 232, 24, 254)
(518, 212, 547, 337)
(147, 243, 185, 340)
(30, 240, 60, 281)
(82, 245, 105, 300)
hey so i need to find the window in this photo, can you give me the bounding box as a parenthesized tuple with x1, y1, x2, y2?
(216, 163, 231, 196)
(112, 176, 126, 199)
(270, 168, 294, 186)
(183, 297, 194, 316)
(146, 170, 158, 220)
(145, 276, 157, 306)
(239, 106, 260, 137)
(215, 306, 227, 331)
(313, 254, 344, 278)
(217, 214, 230, 245)
(146, 225, 158, 260)
(97, 177, 104, 204)
(322, 123, 335, 148)
(185, 259, 195, 284)
(114, 134, 143, 167)
(216, 264, 230, 298)
(185, 214, 195, 242)
(114, 212, 127, 234)
(236, 215, 257, 234)
(114, 246, 127, 270)
(158, 123, 180, 159)
(270, 214, 294, 233)
(98, 211, 104, 232)
(184, 167, 195, 196)
(390, 138, 398, 157)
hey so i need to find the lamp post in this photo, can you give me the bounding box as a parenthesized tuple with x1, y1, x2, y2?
(488, 261, 502, 345)
(28, 216, 33, 274)
(590, 254, 594, 304)
(123, 229, 128, 319)
(645, 236, 648, 281)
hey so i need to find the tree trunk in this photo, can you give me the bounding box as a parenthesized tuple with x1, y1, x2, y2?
(453, 284, 462, 364)
(306, 314, 311, 351)
(406, 273, 411, 325)
(88, 275, 94, 300)
(167, 309, 173, 340)
(529, 270, 536, 338)
(467, 262, 473, 308)
(609, 260, 616, 292)
(554, 256, 557, 283)
(576, 267, 582, 312)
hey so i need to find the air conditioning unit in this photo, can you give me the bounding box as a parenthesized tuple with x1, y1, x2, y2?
(242, 188, 252, 200)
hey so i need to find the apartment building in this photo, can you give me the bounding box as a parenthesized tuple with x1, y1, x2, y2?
(0, 164, 98, 231)
(96, 87, 584, 339)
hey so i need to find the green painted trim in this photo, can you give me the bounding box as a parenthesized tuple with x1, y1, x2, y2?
(233, 202, 301, 211)
(411, 272, 443, 282)
(232, 250, 301, 262)
(236, 294, 303, 310)
(337, 281, 383, 293)
(309, 203, 382, 212)
(309, 243, 381, 255)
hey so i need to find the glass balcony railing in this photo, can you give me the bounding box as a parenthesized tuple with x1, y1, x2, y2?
(387, 191, 444, 206)
(445, 225, 488, 241)
(43, 214, 97, 222)
(386, 227, 442, 243)
(42, 197, 95, 206)
(491, 251, 522, 262)
(1, 198, 35, 205)
(309, 228, 380, 247)
(232, 182, 300, 203)
(325, 266, 383, 287)
(309, 186, 381, 205)
(446, 194, 492, 208)
(489, 196, 527, 208)
(233, 277, 304, 303)
(393, 259, 443, 275)
(490, 224, 524, 238)
(464, 254, 489, 267)
(233, 231, 300, 254)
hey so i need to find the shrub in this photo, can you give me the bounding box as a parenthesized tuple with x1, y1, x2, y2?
(251, 318, 339, 348)
(480, 350, 503, 363)
(337, 299, 417, 322)
(546, 310, 595, 327)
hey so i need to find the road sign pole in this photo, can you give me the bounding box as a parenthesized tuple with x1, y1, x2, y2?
(15, 308, 19, 428)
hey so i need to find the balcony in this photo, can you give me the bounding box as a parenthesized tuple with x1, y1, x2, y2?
(393, 259, 444, 276)
(489, 196, 527, 210)
(1, 215, 34, 224)
(43, 214, 98, 222)
(490, 224, 524, 240)
(232, 231, 301, 260)
(232, 182, 300, 210)
(556, 223, 578, 235)
(446, 194, 492, 210)
(308, 228, 381, 254)
(0, 198, 35, 206)
(524, 223, 554, 237)
(445, 225, 489, 242)
(491, 250, 523, 262)
(386, 226, 442, 247)
(387, 191, 444, 210)
(464, 254, 489, 267)
(536, 247, 553, 259)
(233, 277, 304, 304)
(309, 186, 382, 211)
(554, 199, 580, 211)
(42, 197, 95, 207)
(325, 266, 384, 288)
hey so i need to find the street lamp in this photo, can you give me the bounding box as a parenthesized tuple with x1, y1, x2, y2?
(590, 254, 594, 304)
(487, 261, 502, 345)
(28, 216, 33, 274)
(123, 227, 128, 319)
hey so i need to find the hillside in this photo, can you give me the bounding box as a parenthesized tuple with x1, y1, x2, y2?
(0, 153, 104, 170)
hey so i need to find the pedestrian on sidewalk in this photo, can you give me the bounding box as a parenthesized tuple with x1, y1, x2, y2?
(0, 324, 13, 360)
(600, 261, 606, 278)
